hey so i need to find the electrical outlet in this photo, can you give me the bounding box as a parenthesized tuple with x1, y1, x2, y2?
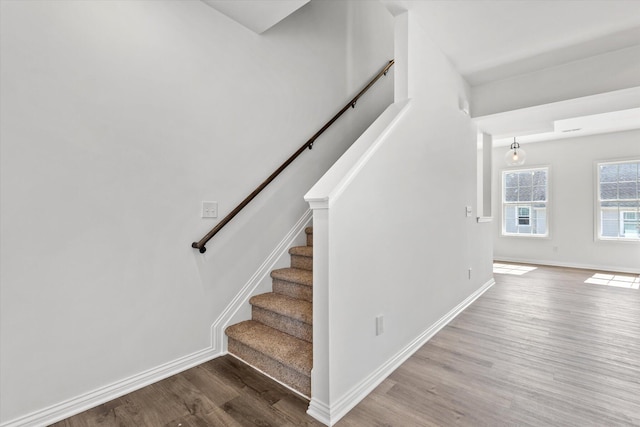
(202, 201, 218, 218)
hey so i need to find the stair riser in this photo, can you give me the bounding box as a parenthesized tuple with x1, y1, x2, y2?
(290, 254, 312, 271)
(272, 279, 312, 302)
(252, 306, 312, 343)
(228, 339, 310, 397)
(224, 229, 314, 399)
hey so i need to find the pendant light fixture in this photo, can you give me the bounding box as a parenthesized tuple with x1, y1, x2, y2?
(505, 137, 526, 166)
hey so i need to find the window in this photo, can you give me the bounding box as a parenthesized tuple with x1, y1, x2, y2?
(502, 168, 548, 236)
(517, 206, 530, 225)
(597, 160, 640, 241)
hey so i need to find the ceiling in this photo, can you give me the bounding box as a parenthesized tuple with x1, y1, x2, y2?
(201, 0, 309, 34)
(474, 89, 640, 147)
(382, 0, 640, 145)
(384, 0, 640, 85)
(204, 0, 640, 143)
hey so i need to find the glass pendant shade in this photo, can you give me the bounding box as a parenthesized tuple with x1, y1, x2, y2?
(505, 138, 526, 166)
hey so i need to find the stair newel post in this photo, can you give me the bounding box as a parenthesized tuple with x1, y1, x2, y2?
(304, 201, 331, 421)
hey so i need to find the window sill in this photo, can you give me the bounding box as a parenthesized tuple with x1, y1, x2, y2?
(596, 237, 640, 243)
(501, 233, 550, 239)
(477, 217, 493, 223)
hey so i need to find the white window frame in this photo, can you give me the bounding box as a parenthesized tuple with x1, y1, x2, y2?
(595, 159, 640, 242)
(621, 211, 639, 238)
(501, 167, 550, 238)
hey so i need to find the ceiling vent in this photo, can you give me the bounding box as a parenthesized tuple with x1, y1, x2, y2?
(554, 108, 640, 134)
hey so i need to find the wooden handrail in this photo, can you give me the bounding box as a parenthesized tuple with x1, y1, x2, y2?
(192, 59, 394, 253)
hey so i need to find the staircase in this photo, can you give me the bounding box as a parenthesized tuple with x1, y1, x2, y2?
(225, 227, 313, 397)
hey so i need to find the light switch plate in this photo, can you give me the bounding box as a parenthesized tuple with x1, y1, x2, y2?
(465, 206, 472, 217)
(202, 201, 218, 218)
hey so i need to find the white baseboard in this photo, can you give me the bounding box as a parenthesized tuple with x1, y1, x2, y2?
(2, 210, 313, 427)
(308, 277, 495, 426)
(307, 398, 332, 425)
(211, 209, 313, 353)
(494, 256, 640, 275)
(0, 347, 221, 427)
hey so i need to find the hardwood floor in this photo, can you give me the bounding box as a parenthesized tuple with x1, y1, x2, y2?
(52, 264, 640, 426)
(51, 354, 323, 427)
(339, 264, 640, 427)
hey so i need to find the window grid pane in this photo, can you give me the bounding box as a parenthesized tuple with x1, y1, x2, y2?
(502, 168, 548, 236)
(597, 160, 640, 240)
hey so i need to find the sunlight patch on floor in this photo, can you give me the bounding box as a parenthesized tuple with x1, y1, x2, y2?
(493, 263, 537, 275)
(584, 273, 640, 290)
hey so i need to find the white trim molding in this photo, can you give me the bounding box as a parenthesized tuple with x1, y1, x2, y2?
(494, 256, 640, 275)
(593, 158, 640, 243)
(500, 166, 551, 238)
(211, 209, 313, 353)
(0, 347, 220, 427)
(307, 398, 332, 425)
(307, 277, 495, 426)
(2, 210, 313, 427)
(305, 99, 412, 208)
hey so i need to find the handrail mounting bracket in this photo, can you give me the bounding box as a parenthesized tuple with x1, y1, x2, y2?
(190, 59, 394, 253)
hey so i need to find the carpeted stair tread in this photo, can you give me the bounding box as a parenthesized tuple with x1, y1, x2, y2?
(289, 245, 313, 271)
(224, 226, 314, 396)
(289, 246, 313, 257)
(272, 271, 312, 302)
(226, 320, 312, 375)
(271, 268, 312, 287)
(250, 293, 312, 324)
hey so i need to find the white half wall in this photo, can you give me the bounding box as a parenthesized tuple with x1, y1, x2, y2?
(493, 129, 640, 273)
(0, 0, 393, 424)
(305, 11, 493, 425)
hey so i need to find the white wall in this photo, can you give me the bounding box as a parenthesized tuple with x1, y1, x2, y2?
(306, 11, 494, 425)
(493, 129, 640, 273)
(472, 46, 640, 117)
(0, 0, 393, 424)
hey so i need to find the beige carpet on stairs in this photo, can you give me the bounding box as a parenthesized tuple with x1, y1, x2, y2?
(226, 227, 313, 397)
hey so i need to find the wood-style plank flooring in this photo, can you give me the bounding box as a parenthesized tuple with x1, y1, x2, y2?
(52, 264, 640, 426)
(51, 354, 322, 427)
